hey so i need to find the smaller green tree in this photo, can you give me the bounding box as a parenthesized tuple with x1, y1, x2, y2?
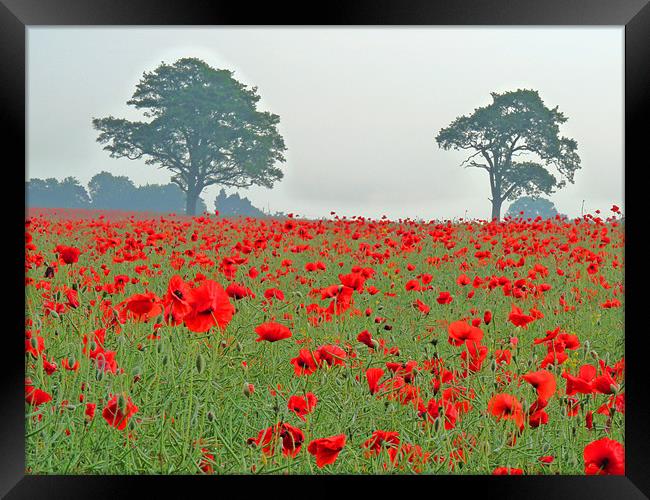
(506, 196, 564, 220)
(436, 89, 581, 220)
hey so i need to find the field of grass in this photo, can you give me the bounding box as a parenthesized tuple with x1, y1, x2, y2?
(25, 208, 624, 474)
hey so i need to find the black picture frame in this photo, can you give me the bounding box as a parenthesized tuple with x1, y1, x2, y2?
(2, 1, 648, 498)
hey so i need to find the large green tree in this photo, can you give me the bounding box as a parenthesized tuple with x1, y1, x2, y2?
(435, 89, 581, 220)
(92, 58, 286, 215)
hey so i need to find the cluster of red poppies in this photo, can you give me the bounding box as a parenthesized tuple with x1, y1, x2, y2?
(25, 207, 624, 474)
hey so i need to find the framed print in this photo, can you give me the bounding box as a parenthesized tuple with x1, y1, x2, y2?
(2, 0, 649, 497)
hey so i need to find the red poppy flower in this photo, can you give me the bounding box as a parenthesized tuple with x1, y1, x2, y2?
(42, 355, 58, 375)
(584, 437, 624, 475)
(254, 321, 292, 342)
(562, 364, 596, 395)
(316, 344, 347, 367)
(25, 381, 52, 407)
(164, 275, 194, 325)
(362, 430, 400, 458)
(508, 305, 535, 328)
(413, 299, 430, 315)
(447, 320, 484, 346)
(102, 395, 138, 430)
(199, 448, 215, 474)
(62, 357, 80, 372)
(117, 291, 163, 322)
(357, 330, 375, 348)
(290, 349, 322, 376)
(522, 370, 557, 401)
(56, 245, 81, 265)
(483, 310, 492, 325)
(492, 467, 524, 475)
(287, 393, 318, 421)
(488, 393, 525, 430)
(184, 280, 235, 333)
(85, 402, 97, 420)
(247, 422, 305, 458)
(226, 283, 255, 300)
(366, 367, 385, 395)
(307, 434, 346, 468)
(436, 291, 453, 305)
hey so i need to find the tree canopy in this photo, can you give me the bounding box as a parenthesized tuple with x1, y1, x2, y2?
(436, 89, 581, 220)
(93, 57, 286, 215)
(506, 196, 564, 220)
(26, 177, 91, 208)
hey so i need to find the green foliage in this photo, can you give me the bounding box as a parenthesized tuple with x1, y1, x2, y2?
(214, 189, 266, 218)
(26, 177, 91, 208)
(93, 58, 287, 215)
(436, 89, 581, 220)
(506, 196, 564, 220)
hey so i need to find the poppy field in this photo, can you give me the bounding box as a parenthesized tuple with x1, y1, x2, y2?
(25, 207, 625, 475)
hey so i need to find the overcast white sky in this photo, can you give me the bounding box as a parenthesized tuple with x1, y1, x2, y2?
(27, 27, 623, 220)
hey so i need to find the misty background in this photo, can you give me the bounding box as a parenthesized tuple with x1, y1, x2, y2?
(27, 27, 623, 220)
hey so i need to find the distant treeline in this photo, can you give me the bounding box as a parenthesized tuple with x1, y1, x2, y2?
(25, 172, 279, 217)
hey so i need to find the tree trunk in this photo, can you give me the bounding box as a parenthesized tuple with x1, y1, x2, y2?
(185, 187, 199, 216)
(491, 198, 502, 221)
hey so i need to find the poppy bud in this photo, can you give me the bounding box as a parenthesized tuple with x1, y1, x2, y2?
(219, 340, 227, 349)
(196, 353, 205, 374)
(95, 369, 104, 381)
(370, 339, 380, 349)
(433, 417, 442, 432)
(50, 310, 60, 319)
(207, 411, 215, 422)
(243, 382, 254, 397)
(162, 354, 169, 365)
(490, 359, 497, 372)
(157, 343, 164, 354)
(236, 342, 243, 352)
(72, 283, 78, 291)
(90, 341, 97, 352)
(583, 340, 590, 352)
(117, 394, 127, 412)
(589, 350, 598, 360)
(128, 419, 136, 431)
(30, 337, 38, 350)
